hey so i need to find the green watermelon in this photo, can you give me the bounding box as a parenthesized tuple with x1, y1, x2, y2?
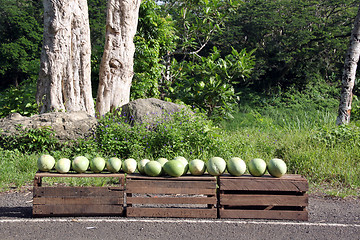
(55, 158, 71, 174)
(90, 157, 106, 173)
(248, 158, 267, 177)
(227, 157, 246, 176)
(138, 159, 150, 175)
(72, 156, 89, 173)
(206, 157, 226, 176)
(122, 158, 137, 174)
(173, 156, 189, 175)
(106, 157, 122, 173)
(163, 160, 185, 177)
(144, 161, 162, 177)
(189, 159, 206, 175)
(37, 154, 55, 172)
(267, 158, 287, 178)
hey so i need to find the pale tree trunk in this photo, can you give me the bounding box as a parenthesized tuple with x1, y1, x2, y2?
(337, 5, 360, 125)
(96, 0, 141, 117)
(36, 0, 95, 116)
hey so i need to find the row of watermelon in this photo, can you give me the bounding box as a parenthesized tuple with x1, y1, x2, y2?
(37, 155, 287, 177)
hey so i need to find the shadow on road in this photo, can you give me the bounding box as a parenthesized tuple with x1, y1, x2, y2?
(0, 207, 32, 218)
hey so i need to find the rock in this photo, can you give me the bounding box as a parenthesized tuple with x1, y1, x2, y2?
(0, 111, 97, 142)
(120, 98, 185, 126)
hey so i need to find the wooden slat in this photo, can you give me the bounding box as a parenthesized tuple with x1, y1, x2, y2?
(219, 209, 308, 221)
(126, 186, 215, 195)
(219, 175, 308, 192)
(127, 196, 216, 205)
(126, 180, 216, 190)
(35, 172, 125, 178)
(33, 205, 124, 216)
(33, 187, 124, 197)
(220, 194, 308, 207)
(126, 173, 216, 181)
(127, 207, 217, 218)
(33, 196, 123, 205)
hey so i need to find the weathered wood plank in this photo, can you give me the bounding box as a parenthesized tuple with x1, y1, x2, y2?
(33, 205, 124, 216)
(126, 173, 216, 181)
(126, 207, 217, 218)
(127, 196, 216, 205)
(35, 172, 126, 178)
(220, 194, 308, 207)
(219, 209, 308, 221)
(126, 180, 216, 190)
(219, 175, 308, 192)
(126, 186, 216, 195)
(33, 187, 124, 197)
(33, 196, 123, 205)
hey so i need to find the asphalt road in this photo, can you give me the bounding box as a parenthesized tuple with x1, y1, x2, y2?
(0, 190, 359, 240)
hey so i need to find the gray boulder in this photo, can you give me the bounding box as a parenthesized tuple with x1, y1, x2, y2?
(120, 98, 185, 126)
(0, 111, 97, 142)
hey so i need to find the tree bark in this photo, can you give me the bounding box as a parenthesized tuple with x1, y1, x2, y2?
(337, 4, 360, 125)
(96, 0, 141, 117)
(36, 0, 95, 116)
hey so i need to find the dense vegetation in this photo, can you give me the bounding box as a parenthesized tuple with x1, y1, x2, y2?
(0, 0, 359, 196)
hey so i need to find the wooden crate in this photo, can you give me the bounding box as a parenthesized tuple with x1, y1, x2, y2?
(126, 174, 217, 218)
(33, 172, 125, 217)
(218, 174, 308, 221)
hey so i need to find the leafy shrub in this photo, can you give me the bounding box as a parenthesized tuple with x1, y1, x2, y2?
(169, 47, 255, 121)
(78, 107, 225, 160)
(0, 79, 38, 118)
(311, 124, 360, 147)
(0, 126, 61, 152)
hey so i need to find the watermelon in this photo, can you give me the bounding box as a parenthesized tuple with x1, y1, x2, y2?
(138, 159, 150, 175)
(72, 156, 89, 173)
(206, 157, 226, 176)
(90, 157, 106, 173)
(37, 154, 55, 172)
(156, 158, 169, 167)
(173, 156, 189, 175)
(156, 158, 168, 175)
(144, 161, 162, 177)
(227, 157, 246, 176)
(106, 157, 122, 173)
(248, 158, 267, 177)
(122, 158, 137, 174)
(267, 158, 287, 178)
(163, 160, 185, 177)
(189, 159, 206, 175)
(55, 158, 71, 174)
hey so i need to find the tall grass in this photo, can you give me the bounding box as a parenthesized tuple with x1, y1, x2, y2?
(220, 105, 360, 197)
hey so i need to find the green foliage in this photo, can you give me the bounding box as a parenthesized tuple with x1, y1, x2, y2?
(312, 124, 360, 147)
(352, 95, 360, 122)
(215, 0, 358, 91)
(163, 0, 241, 57)
(0, 0, 43, 89)
(0, 79, 38, 117)
(131, 0, 177, 99)
(0, 126, 61, 152)
(170, 47, 255, 120)
(76, 107, 224, 160)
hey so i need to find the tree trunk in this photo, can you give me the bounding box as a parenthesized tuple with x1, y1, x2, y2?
(36, 0, 95, 116)
(337, 5, 360, 125)
(96, 0, 141, 117)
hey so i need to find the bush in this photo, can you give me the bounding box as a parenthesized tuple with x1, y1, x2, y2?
(0, 79, 38, 118)
(76, 107, 225, 160)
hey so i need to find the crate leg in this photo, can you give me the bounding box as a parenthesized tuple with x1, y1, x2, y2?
(34, 176, 42, 187)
